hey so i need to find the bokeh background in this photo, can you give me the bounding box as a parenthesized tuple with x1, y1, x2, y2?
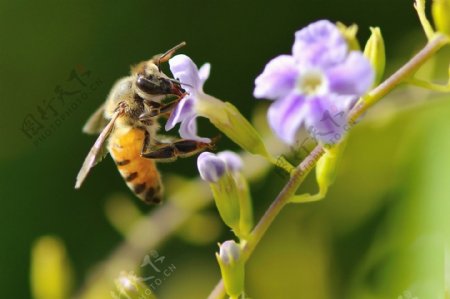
(1, 0, 449, 298)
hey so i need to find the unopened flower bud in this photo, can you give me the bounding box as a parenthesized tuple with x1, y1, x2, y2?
(432, 0, 450, 36)
(364, 27, 386, 85)
(217, 151, 243, 172)
(336, 22, 361, 50)
(215, 240, 245, 298)
(291, 140, 347, 203)
(197, 152, 227, 183)
(316, 140, 346, 194)
(197, 152, 253, 238)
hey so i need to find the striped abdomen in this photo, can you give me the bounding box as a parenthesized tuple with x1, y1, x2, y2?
(108, 127, 162, 204)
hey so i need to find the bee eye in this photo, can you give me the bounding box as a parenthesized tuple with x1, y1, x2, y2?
(136, 75, 171, 95)
(136, 75, 156, 93)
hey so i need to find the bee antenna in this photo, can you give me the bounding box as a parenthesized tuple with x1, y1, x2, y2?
(157, 42, 187, 70)
(168, 78, 193, 88)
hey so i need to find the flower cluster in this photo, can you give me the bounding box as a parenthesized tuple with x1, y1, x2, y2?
(253, 20, 374, 145)
(160, 25, 376, 297)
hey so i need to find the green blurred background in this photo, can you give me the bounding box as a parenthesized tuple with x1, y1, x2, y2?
(1, 0, 449, 298)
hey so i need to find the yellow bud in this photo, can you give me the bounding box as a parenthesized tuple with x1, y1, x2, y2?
(30, 236, 73, 299)
(432, 0, 450, 35)
(291, 141, 347, 203)
(336, 22, 360, 51)
(316, 140, 347, 194)
(364, 27, 386, 85)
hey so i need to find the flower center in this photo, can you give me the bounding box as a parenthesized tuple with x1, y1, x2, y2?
(297, 69, 328, 96)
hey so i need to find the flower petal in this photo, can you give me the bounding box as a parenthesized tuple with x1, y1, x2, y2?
(165, 96, 195, 131)
(292, 20, 347, 68)
(303, 94, 349, 145)
(267, 93, 307, 145)
(253, 55, 298, 100)
(217, 151, 242, 172)
(327, 51, 374, 96)
(198, 63, 211, 84)
(329, 94, 358, 114)
(197, 152, 226, 183)
(169, 54, 201, 91)
(179, 115, 211, 143)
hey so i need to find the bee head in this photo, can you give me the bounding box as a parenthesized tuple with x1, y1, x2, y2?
(136, 76, 185, 99)
(135, 62, 185, 97)
(134, 42, 187, 98)
(135, 73, 171, 96)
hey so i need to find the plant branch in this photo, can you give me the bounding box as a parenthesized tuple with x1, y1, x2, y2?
(207, 32, 449, 299)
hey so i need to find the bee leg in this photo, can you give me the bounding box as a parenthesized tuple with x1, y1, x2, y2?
(140, 99, 182, 120)
(141, 137, 218, 161)
(140, 131, 176, 162)
(141, 134, 174, 151)
(153, 134, 177, 145)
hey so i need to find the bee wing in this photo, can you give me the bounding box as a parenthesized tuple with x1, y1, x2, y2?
(75, 111, 120, 189)
(82, 104, 109, 135)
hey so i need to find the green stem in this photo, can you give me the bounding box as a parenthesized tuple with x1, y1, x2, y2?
(207, 32, 449, 299)
(242, 145, 324, 259)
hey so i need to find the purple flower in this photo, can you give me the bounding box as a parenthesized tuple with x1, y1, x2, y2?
(167, 55, 272, 159)
(197, 151, 242, 183)
(254, 20, 374, 145)
(166, 54, 211, 143)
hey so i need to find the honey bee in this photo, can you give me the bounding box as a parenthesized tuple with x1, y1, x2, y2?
(75, 43, 215, 204)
